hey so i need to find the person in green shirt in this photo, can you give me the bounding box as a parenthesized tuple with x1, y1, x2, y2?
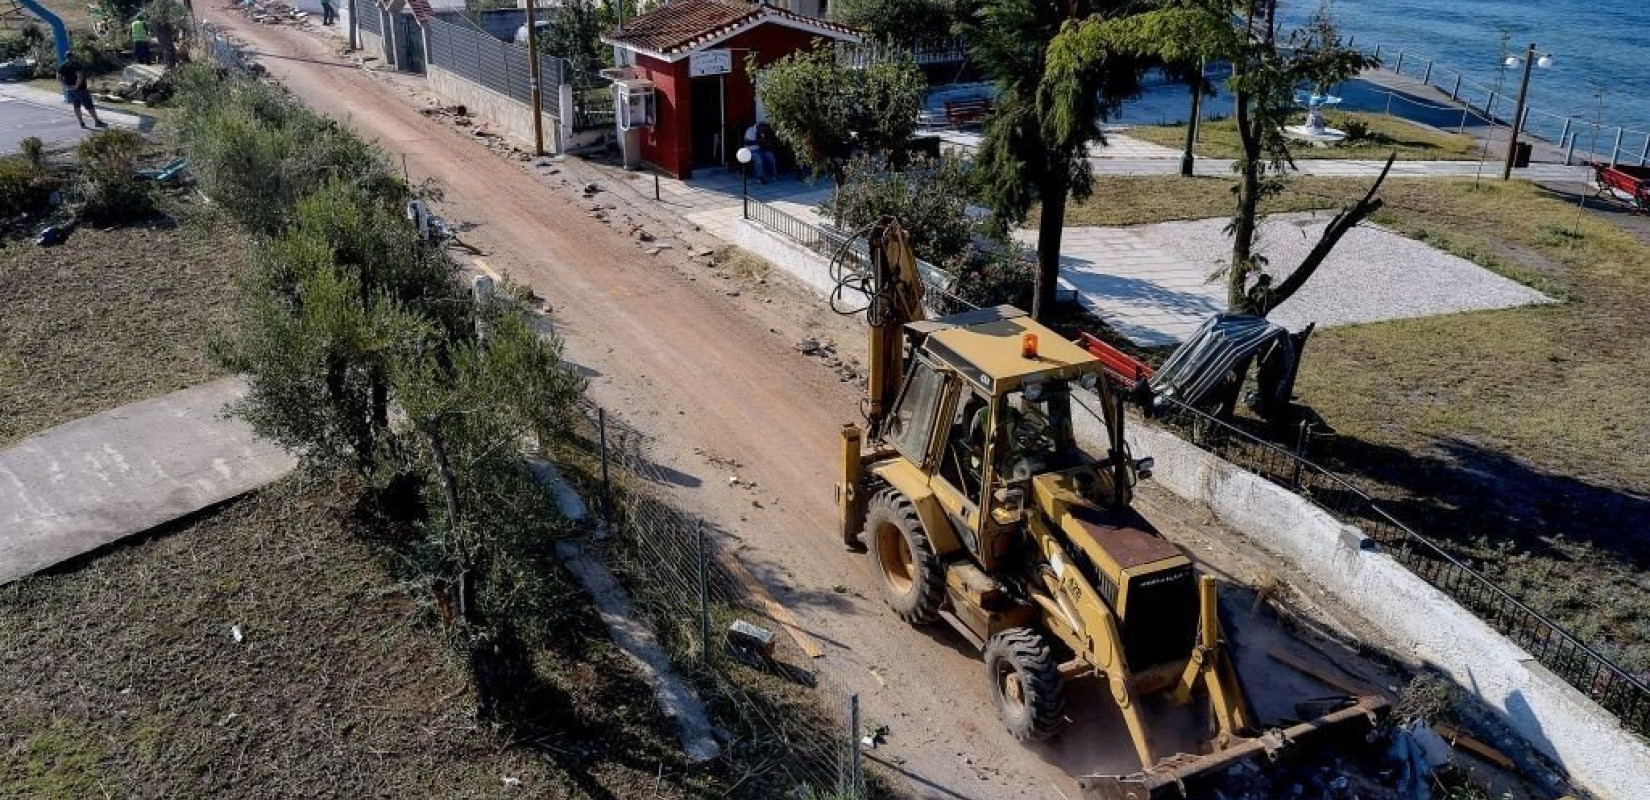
(130, 15, 150, 64)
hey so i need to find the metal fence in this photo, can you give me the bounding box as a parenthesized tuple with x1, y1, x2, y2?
(356, 1, 379, 35)
(424, 17, 564, 116)
(1364, 43, 1650, 167)
(569, 74, 615, 132)
(836, 37, 969, 69)
(568, 403, 868, 796)
(1149, 397, 1650, 737)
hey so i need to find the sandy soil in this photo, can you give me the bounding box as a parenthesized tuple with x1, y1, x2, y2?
(194, 11, 1530, 799)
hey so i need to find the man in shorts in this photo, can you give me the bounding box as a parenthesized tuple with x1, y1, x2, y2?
(57, 53, 105, 129)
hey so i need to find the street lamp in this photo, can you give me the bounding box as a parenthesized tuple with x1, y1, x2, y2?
(1501, 43, 1553, 180)
(736, 146, 752, 218)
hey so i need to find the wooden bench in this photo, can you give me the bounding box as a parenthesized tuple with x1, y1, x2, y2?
(944, 98, 993, 129)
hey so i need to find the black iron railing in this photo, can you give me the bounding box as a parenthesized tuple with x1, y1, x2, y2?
(1151, 397, 1650, 736)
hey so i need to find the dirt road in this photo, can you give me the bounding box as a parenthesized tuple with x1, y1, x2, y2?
(200, 9, 1153, 798)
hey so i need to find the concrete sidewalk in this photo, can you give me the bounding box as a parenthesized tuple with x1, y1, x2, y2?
(0, 81, 151, 153)
(0, 378, 296, 584)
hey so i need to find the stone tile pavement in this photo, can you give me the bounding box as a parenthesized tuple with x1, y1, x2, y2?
(616, 164, 834, 242)
(1020, 213, 1552, 347)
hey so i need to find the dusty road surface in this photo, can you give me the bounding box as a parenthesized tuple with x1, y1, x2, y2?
(197, 10, 1390, 799)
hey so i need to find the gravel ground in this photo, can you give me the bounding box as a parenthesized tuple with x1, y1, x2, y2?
(1132, 211, 1553, 331)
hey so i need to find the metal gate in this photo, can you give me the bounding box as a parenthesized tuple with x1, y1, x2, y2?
(397, 14, 425, 74)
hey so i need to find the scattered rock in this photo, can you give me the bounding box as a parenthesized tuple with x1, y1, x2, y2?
(582, 183, 603, 196)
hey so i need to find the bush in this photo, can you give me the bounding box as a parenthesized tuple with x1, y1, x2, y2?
(944, 239, 1036, 313)
(0, 156, 55, 220)
(19, 136, 46, 171)
(1325, 111, 1372, 142)
(174, 66, 407, 235)
(75, 128, 153, 223)
(825, 153, 977, 265)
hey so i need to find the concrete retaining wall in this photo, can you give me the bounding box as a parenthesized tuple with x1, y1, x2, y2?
(1104, 417, 1650, 800)
(427, 65, 563, 153)
(359, 30, 383, 64)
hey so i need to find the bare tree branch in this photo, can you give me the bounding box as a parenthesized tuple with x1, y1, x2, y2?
(1261, 152, 1395, 315)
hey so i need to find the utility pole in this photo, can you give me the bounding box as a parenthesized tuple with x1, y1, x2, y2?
(1500, 42, 1535, 181)
(347, 0, 358, 50)
(524, 0, 545, 156)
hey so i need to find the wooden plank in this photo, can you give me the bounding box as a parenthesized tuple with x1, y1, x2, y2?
(1267, 648, 1377, 697)
(1433, 722, 1518, 771)
(720, 554, 827, 659)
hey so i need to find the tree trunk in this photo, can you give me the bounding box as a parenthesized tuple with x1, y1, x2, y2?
(1032, 174, 1068, 321)
(1229, 87, 1263, 312)
(1182, 66, 1202, 178)
(426, 426, 477, 628)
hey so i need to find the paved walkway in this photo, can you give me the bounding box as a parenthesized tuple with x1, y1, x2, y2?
(0, 81, 149, 153)
(1024, 213, 1552, 346)
(936, 129, 1593, 182)
(619, 163, 832, 242)
(0, 378, 296, 584)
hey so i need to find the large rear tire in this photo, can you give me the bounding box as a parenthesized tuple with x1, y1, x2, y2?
(863, 487, 945, 625)
(985, 627, 1067, 742)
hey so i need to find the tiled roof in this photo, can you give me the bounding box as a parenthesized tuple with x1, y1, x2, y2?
(603, 0, 860, 58)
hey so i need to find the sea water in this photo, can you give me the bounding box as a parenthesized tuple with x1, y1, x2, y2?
(1280, 0, 1650, 135)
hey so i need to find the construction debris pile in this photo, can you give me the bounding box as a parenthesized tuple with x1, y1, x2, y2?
(97, 70, 174, 106)
(236, 0, 309, 26)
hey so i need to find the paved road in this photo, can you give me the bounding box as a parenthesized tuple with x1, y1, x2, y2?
(0, 81, 149, 153)
(0, 378, 296, 585)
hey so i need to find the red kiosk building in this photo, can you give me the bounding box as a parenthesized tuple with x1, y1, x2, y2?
(602, 0, 862, 178)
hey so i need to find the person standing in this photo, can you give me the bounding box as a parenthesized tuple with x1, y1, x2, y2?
(56, 53, 105, 130)
(320, 0, 336, 26)
(130, 14, 150, 64)
(742, 121, 777, 184)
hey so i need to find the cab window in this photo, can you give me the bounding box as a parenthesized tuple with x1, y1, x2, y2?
(886, 361, 948, 465)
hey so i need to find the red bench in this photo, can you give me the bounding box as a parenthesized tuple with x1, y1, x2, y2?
(944, 98, 993, 129)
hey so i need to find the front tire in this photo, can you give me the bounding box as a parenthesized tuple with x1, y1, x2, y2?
(863, 488, 945, 625)
(985, 627, 1067, 742)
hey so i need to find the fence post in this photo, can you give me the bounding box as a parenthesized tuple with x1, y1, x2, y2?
(1559, 118, 1572, 153)
(848, 693, 862, 795)
(1566, 131, 1577, 165)
(1421, 59, 1433, 85)
(1611, 127, 1624, 165)
(1450, 74, 1461, 100)
(1640, 133, 1650, 167)
(597, 407, 612, 526)
(1374, 43, 1382, 64)
(1291, 422, 1309, 489)
(697, 521, 711, 666)
(1458, 106, 1469, 135)
(1394, 51, 1404, 75)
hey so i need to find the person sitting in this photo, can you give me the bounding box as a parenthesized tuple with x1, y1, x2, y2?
(742, 121, 778, 184)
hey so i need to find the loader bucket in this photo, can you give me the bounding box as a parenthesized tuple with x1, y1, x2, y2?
(1078, 697, 1389, 800)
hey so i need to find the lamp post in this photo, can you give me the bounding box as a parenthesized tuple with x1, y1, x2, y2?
(1500, 43, 1553, 180)
(736, 146, 752, 219)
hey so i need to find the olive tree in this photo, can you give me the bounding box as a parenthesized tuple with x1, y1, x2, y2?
(755, 45, 925, 178)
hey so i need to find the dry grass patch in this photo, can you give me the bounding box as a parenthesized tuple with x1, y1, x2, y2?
(0, 195, 242, 446)
(0, 477, 713, 799)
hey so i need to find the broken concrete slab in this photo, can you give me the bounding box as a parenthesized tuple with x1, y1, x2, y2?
(0, 377, 296, 585)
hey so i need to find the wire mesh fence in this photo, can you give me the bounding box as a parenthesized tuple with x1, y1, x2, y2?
(1148, 397, 1650, 737)
(564, 403, 869, 796)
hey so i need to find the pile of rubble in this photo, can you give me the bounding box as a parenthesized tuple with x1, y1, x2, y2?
(97, 65, 174, 106)
(795, 338, 862, 384)
(236, 0, 310, 25)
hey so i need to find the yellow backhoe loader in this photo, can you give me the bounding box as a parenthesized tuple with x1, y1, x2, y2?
(832, 220, 1386, 799)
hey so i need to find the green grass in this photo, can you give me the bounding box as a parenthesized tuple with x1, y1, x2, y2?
(1124, 111, 1481, 161)
(1066, 176, 1650, 671)
(0, 194, 244, 446)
